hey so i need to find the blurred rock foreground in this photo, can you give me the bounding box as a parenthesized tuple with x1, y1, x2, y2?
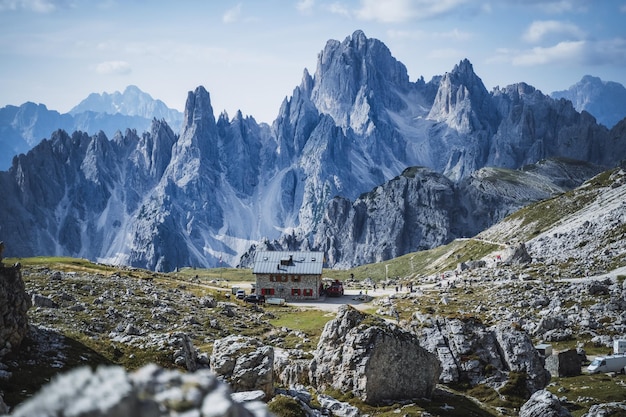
(7, 364, 272, 417)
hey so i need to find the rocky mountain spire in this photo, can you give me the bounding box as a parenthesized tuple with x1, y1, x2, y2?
(428, 58, 499, 134)
(310, 30, 411, 131)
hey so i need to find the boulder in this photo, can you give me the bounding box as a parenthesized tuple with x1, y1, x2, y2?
(418, 317, 504, 384)
(0, 393, 7, 415)
(519, 389, 572, 417)
(8, 363, 272, 417)
(506, 243, 532, 264)
(211, 335, 274, 399)
(309, 305, 440, 405)
(318, 394, 360, 417)
(0, 265, 31, 358)
(171, 332, 201, 371)
(588, 281, 610, 296)
(494, 324, 551, 394)
(545, 349, 581, 377)
(273, 348, 310, 387)
(583, 401, 626, 417)
(417, 318, 550, 395)
(31, 294, 58, 309)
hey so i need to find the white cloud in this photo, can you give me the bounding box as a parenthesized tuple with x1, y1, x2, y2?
(355, 0, 471, 22)
(505, 38, 626, 67)
(504, 0, 588, 14)
(326, 2, 351, 17)
(388, 28, 473, 41)
(523, 20, 585, 44)
(533, 0, 588, 14)
(296, 0, 314, 14)
(0, 0, 56, 13)
(222, 3, 242, 23)
(95, 60, 131, 75)
(513, 41, 585, 66)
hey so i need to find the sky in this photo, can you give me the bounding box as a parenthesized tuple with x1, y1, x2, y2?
(1, 0, 625, 124)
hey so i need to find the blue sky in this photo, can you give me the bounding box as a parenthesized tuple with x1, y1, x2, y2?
(1, 0, 625, 124)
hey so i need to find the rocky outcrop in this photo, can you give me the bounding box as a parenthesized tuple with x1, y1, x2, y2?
(493, 323, 551, 394)
(0, 264, 30, 358)
(314, 160, 602, 268)
(6, 363, 272, 417)
(310, 305, 440, 405)
(210, 335, 274, 399)
(519, 389, 572, 417)
(505, 243, 532, 265)
(583, 402, 626, 417)
(273, 348, 311, 388)
(417, 318, 549, 395)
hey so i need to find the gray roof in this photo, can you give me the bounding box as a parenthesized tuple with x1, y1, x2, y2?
(253, 251, 324, 275)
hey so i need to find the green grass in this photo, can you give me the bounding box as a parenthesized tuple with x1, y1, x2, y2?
(171, 266, 255, 282)
(322, 239, 501, 283)
(547, 374, 626, 417)
(270, 308, 334, 331)
(268, 395, 308, 417)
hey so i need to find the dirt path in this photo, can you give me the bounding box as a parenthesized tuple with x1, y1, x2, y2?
(287, 288, 399, 312)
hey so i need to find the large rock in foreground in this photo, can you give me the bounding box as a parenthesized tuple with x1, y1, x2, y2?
(211, 335, 274, 399)
(310, 305, 441, 405)
(0, 264, 31, 358)
(8, 363, 272, 417)
(519, 390, 572, 417)
(417, 318, 550, 395)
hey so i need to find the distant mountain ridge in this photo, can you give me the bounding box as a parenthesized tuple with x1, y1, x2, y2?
(0, 86, 183, 170)
(551, 75, 626, 129)
(69, 85, 183, 129)
(1, 30, 625, 271)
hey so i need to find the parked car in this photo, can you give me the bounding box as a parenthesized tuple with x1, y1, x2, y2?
(236, 289, 246, 299)
(243, 294, 265, 304)
(326, 280, 344, 297)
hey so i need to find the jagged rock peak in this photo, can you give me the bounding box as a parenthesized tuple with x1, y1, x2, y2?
(300, 68, 314, 96)
(444, 58, 486, 90)
(346, 29, 368, 51)
(182, 86, 215, 131)
(452, 58, 474, 78)
(311, 30, 410, 128)
(428, 58, 498, 133)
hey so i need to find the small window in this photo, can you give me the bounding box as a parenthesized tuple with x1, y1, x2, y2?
(292, 275, 301, 282)
(262, 288, 275, 296)
(291, 288, 301, 296)
(282, 275, 288, 282)
(303, 288, 313, 296)
(269, 275, 275, 282)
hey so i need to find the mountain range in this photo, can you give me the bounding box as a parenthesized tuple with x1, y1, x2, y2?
(1, 30, 625, 272)
(0, 86, 183, 170)
(551, 75, 626, 129)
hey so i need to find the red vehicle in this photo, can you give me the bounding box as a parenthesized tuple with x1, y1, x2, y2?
(325, 280, 344, 297)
